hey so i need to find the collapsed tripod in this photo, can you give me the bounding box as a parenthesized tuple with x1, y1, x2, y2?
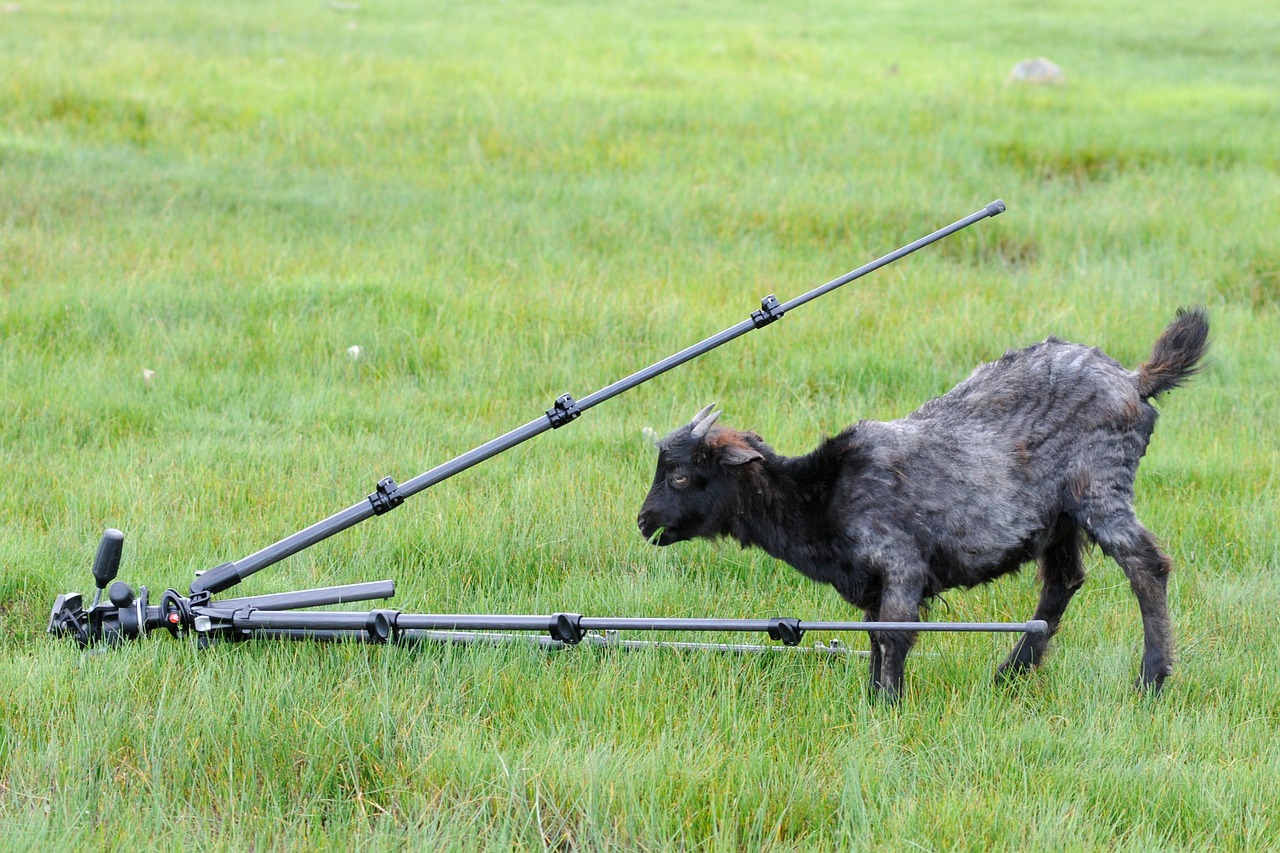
(49, 200, 1047, 654)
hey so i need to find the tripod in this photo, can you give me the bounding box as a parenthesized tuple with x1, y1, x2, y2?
(49, 201, 1047, 656)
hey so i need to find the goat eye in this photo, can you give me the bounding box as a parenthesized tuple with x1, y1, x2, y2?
(670, 473, 689, 488)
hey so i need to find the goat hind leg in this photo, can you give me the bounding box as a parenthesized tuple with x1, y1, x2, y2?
(1123, 533, 1175, 693)
(1083, 513, 1175, 692)
(996, 527, 1085, 681)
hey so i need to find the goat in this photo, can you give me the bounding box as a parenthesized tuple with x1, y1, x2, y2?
(637, 309, 1209, 701)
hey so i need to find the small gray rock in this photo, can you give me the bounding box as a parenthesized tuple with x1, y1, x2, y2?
(1008, 57, 1065, 85)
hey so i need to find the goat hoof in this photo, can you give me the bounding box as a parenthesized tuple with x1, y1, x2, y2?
(1135, 669, 1171, 695)
(870, 683, 903, 705)
(1136, 656, 1172, 693)
(993, 660, 1034, 685)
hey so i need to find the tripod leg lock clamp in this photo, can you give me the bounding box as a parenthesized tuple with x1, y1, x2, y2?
(750, 295, 785, 328)
(366, 609, 399, 643)
(768, 617, 804, 646)
(368, 477, 405, 515)
(546, 394, 581, 429)
(549, 612, 585, 645)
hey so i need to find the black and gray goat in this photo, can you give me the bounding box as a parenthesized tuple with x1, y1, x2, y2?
(637, 309, 1209, 700)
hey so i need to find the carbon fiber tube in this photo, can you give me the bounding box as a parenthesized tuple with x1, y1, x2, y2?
(206, 606, 1046, 637)
(212, 580, 396, 612)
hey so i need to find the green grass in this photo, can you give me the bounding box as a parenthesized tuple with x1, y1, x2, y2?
(3, 0, 1279, 848)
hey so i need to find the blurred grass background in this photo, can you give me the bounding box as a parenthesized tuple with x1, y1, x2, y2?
(2, 0, 1278, 848)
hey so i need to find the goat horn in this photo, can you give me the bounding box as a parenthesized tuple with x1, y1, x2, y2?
(689, 402, 717, 427)
(690, 408, 721, 439)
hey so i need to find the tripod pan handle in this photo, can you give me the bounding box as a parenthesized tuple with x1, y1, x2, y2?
(91, 529, 125, 590)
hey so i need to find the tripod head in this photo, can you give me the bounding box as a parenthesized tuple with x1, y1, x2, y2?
(47, 529, 171, 646)
(48, 529, 401, 648)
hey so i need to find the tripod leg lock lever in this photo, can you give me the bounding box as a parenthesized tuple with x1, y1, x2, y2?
(366, 609, 399, 643)
(549, 612, 585, 645)
(546, 394, 581, 429)
(750, 295, 785, 328)
(768, 617, 804, 646)
(368, 477, 405, 515)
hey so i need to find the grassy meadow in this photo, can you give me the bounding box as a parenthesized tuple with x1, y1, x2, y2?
(3, 0, 1279, 848)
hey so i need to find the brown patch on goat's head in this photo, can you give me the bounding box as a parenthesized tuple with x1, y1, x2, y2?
(702, 427, 766, 469)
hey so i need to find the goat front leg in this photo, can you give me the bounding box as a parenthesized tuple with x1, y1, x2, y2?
(872, 573, 925, 703)
(863, 607, 883, 691)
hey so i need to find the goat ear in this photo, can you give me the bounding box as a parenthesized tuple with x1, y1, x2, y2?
(716, 442, 764, 468)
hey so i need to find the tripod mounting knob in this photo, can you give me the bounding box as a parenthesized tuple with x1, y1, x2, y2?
(108, 581, 135, 608)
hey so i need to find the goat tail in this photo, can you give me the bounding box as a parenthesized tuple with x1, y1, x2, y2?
(1137, 307, 1210, 400)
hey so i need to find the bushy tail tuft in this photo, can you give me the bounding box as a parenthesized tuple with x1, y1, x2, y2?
(1138, 307, 1209, 400)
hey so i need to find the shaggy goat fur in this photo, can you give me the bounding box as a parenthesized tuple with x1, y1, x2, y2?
(637, 309, 1209, 700)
